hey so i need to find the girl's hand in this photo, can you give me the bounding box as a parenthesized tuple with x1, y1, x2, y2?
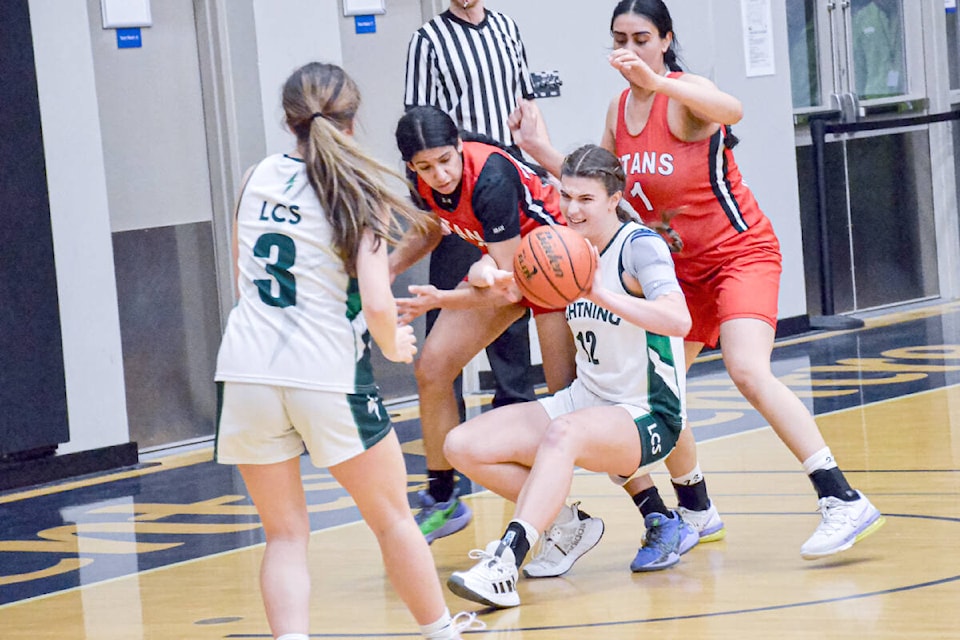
(507, 99, 550, 154)
(583, 245, 604, 302)
(609, 48, 663, 92)
(490, 270, 524, 304)
(385, 323, 417, 364)
(396, 285, 441, 323)
(467, 259, 499, 288)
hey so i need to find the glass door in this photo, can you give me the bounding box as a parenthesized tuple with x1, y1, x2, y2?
(788, 0, 940, 315)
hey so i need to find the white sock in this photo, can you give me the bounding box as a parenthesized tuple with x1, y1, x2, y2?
(801, 447, 838, 475)
(276, 634, 309, 640)
(514, 518, 541, 547)
(421, 608, 453, 640)
(671, 463, 704, 486)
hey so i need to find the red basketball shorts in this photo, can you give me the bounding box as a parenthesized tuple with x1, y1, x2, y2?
(675, 226, 782, 348)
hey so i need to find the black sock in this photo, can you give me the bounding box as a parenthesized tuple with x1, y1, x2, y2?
(575, 505, 592, 520)
(427, 468, 455, 503)
(632, 486, 669, 518)
(672, 479, 710, 511)
(501, 521, 530, 568)
(809, 467, 859, 502)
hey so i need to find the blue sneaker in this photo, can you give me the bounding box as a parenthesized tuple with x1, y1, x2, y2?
(415, 490, 472, 544)
(678, 517, 700, 555)
(630, 511, 685, 572)
(639, 510, 698, 555)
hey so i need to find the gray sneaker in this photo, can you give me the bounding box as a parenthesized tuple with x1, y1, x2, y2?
(677, 501, 726, 542)
(522, 502, 604, 578)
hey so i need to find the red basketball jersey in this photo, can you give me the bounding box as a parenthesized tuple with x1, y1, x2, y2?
(416, 141, 563, 250)
(614, 76, 774, 266)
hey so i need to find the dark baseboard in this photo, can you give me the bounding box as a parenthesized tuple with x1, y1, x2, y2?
(0, 442, 139, 492)
(776, 314, 813, 339)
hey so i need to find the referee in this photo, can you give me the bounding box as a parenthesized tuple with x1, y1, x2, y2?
(403, 0, 539, 541)
(404, 1, 535, 154)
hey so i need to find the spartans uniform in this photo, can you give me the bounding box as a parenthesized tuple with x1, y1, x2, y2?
(215, 153, 390, 468)
(416, 140, 564, 315)
(538, 222, 686, 472)
(615, 74, 782, 347)
(415, 141, 563, 248)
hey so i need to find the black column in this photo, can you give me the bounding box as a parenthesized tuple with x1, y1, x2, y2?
(0, 0, 70, 459)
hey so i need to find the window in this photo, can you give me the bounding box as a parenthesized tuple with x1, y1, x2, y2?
(849, 0, 906, 99)
(788, 0, 914, 113)
(787, 0, 820, 108)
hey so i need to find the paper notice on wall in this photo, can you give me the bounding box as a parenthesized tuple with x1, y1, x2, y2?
(741, 0, 775, 77)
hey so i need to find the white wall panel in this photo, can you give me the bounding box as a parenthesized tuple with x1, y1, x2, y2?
(28, 0, 130, 454)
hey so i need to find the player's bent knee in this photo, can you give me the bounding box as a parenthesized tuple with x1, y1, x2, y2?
(413, 352, 460, 388)
(539, 416, 579, 455)
(443, 428, 472, 468)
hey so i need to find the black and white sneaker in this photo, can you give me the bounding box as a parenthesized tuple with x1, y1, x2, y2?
(447, 540, 520, 608)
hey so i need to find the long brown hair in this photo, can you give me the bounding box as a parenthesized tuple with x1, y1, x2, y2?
(282, 62, 428, 275)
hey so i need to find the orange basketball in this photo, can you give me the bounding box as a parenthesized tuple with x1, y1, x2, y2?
(513, 225, 597, 309)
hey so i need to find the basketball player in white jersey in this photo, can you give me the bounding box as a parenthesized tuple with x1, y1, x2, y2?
(214, 62, 478, 640)
(442, 144, 692, 608)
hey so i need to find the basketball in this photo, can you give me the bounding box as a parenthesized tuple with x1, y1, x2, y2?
(513, 225, 597, 309)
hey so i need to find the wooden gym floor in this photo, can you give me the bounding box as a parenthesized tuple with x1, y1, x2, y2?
(1, 302, 960, 639)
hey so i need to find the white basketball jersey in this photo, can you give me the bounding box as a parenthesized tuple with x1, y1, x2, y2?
(215, 154, 375, 393)
(564, 222, 686, 423)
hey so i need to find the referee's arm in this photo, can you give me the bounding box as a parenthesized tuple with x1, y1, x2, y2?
(515, 26, 536, 101)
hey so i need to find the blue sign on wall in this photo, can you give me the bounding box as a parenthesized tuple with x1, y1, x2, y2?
(355, 15, 376, 34)
(117, 28, 142, 48)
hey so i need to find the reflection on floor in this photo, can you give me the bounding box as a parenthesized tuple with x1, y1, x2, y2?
(2, 302, 960, 638)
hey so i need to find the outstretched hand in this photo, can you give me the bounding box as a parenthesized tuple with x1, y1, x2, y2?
(396, 284, 442, 324)
(490, 269, 524, 305)
(609, 48, 664, 92)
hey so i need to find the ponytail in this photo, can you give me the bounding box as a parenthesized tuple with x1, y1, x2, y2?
(285, 63, 428, 276)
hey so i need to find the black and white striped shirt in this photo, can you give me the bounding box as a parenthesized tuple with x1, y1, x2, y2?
(404, 9, 535, 147)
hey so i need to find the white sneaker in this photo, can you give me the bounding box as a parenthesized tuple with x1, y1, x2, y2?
(677, 501, 726, 543)
(522, 501, 605, 578)
(447, 540, 520, 608)
(800, 491, 885, 559)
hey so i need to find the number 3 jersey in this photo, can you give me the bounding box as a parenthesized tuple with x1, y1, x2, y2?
(565, 222, 686, 427)
(215, 153, 375, 394)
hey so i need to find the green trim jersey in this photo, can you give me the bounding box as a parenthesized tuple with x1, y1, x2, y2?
(215, 154, 375, 393)
(564, 222, 686, 426)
